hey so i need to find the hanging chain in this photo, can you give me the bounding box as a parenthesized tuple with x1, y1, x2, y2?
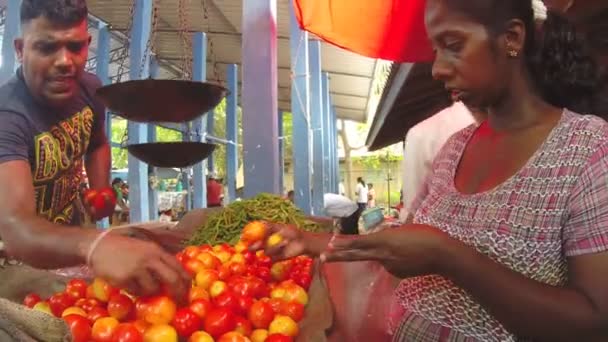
(137, 0, 160, 79)
(178, 0, 193, 79)
(201, 0, 221, 84)
(115, 0, 136, 82)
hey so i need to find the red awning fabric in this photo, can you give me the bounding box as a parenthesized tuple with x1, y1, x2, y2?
(293, 0, 434, 63)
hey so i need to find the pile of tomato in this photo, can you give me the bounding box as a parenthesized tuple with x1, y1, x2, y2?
(23, 222, 313, 342)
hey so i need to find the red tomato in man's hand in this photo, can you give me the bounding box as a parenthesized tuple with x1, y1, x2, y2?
(248, 301, 275, 329)
(111, 323, 143, 342)
(23, 293, 41, 308)
(172, 308, 202, 337)
(63, 314, 92, 342)
(203, 308, 236, 338)
(66, 279, 88, 300)
(49, 292, 76, 317)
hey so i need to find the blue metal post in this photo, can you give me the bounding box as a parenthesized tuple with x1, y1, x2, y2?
(242, 0, 280, 197)
(290, 4, 312, 214)
(127, 0, 152, 223)
(95, 22, 111, 229)
(225, 64, 238, 203)
(332, 106, 340, 193)
(191, 32, 208, 209)
(322, 72, 331, 195)
(147, 58, 160, 220)
(278, 111, 284, 196)
(308, 40, 324, 214)
(327, 101, 335, 194)
(207, 110, 215, 174)
(0, 0, 21, 83)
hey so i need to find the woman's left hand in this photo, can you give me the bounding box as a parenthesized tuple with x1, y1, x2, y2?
(321, 224, 453, 278)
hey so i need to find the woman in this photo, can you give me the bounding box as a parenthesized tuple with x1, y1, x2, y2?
(355, 177, 368, 211)
(259, 0, 608, 341)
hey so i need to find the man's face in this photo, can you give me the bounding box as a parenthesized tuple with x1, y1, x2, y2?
(15, 16, 90, 107)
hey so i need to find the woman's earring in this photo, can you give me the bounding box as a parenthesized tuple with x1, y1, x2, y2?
(507, 49, 519, 58)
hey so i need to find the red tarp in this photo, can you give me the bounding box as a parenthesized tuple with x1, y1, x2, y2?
(293, 0, 434, 63)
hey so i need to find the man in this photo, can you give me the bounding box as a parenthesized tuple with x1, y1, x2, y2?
(206, 172, 223, 207)
(399, 101, 485, 221)
(0, 1, 189, 299)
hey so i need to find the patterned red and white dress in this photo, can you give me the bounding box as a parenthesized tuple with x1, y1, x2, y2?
(392, 111, 608, 341)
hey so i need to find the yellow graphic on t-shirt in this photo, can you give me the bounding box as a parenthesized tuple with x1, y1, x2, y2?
(33, 107, 94, 223)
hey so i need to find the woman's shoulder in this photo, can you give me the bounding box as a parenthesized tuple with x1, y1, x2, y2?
(560, 110, 608, 148)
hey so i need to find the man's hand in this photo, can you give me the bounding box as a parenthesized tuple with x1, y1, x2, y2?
(87, 232, 191, 302)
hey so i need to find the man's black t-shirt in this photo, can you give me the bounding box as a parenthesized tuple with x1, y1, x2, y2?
(0, 68, 107, 224)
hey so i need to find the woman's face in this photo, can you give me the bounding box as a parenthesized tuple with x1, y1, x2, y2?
(425, 0, 516, 109)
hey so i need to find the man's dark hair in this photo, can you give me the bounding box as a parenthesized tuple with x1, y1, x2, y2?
(21, 0, 88, 26)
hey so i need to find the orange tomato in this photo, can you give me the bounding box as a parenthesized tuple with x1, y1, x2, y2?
(209, 281, 228, 298)
(183, 246, 202, 259)
(189, 286, 211, 302)
(281, 284, 308, 306)
(92, 278, 118, 303)
(188, 331, 214, 342)
(268, 315, 299, 337)
(197, 252, 222, 269)
(234, 241, 249, 253)
(184, 259, 207, 276)
(218, 331, 251, 342)
(267, 298, 285, 314)
(248, 301, 275, 329)
(142, 324, 178, 342)
(189, 298, 213, 319)
(144, 296, 177, 325)
(215, 251, 232, 264)
(266, 233, 283, 247)
(61, 306, 87, 318)
(241, 221, 268, 243)
(91, 316, 119, 342)
(33, 301, 52, 315)
(132, 320, 150, 335)
(195, 269, 220, 290)
(250, 329, 269, 342)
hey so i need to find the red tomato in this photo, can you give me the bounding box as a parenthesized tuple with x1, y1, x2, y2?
(132, 320, 149, 335)
(256, 255, 272, 269)
(76, 298, 101, 312)
(199, 245, 213, 252)
(49, 292, 76, 317)
(255, 267, 272, 282)
(248, 277, 270, 299)
(234, 315, 253, 336)
(189, 298, 212, 319)
(236, 296, 254, 316)
(63, 314, 92, 342)
(91, 316, 119, 342)
(23, 293, 41, 308)
(175, 251, 187, 263)
(266, 334, 294, 342)
(66, 279, 88, 300)
(213, 291, 239, 312)
(217, 264, 233, 281)
(270, 262, 292, 282)
(231, 279, 255, 298)
(107, 294, 134, 321)
(111, 323, 143, 342)
(267, 298, 285, 314)
(197, 252, 221, 269)
(87, 306, 109, 321)
(144, 296, 176, 325)
(280, 302, 305, 322)
(248, 301, 275, 329)
(183, 246, 202, 259)
(242, 251, 256, 265)
(228, 262, 247, 276)
(172, 308, 203, 337)
(189, 286, 211, 303)
(293, 273, 312, 290)
(204, 308, 236, 338)
(134, 298, 149, 320)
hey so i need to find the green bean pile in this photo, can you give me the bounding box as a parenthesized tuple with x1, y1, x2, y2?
(186, 193, 323, 246)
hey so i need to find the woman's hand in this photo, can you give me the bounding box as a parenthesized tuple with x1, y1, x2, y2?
(322, 224, 453, 278)
(249, 223, 332, 261)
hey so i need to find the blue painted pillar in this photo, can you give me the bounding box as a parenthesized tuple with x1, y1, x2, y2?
(147, 58, 159, 220)
(308, 40, 324, 214)
(207, 110, 215, 174)
(322, 72, 331, 195)
(332, 106, 340, 193)
(290, 4, 312, 214)
(191, 32, 208, 209)
(95, 22, 111, 229)
(327, 101, 335, 194)
(0, 0, 21, 83)
(225, 64, 238, 203)
(127, 0, 152, 223)
(278, 111, 285, 196)
(242, 0, 280, 197)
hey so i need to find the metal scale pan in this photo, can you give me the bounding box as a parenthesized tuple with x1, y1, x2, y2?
(126, 142, 216, 168)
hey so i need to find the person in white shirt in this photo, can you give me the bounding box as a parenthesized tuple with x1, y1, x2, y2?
(400, 101, 485, 222)
(355, 177, 369, 211)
